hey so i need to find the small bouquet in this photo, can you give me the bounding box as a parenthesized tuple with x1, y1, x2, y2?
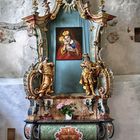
(56, 100, 76, 117)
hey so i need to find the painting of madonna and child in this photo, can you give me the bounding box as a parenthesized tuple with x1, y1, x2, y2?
(56, 27, 83, 60)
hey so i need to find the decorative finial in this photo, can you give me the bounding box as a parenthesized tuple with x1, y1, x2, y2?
(32, 0, 39, 14)
(42, 0, 51, 15)
(63, 0, 77, 12)
(100, 0, 105, 6)
(99, 0, 105, 12)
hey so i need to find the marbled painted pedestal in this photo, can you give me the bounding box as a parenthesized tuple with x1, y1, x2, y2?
(24, 119, 114, 140)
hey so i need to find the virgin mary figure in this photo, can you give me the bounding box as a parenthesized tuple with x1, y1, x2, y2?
(56, 30, 82, 60)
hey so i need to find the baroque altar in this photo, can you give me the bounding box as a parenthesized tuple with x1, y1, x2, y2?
(23, 0, 115, 139)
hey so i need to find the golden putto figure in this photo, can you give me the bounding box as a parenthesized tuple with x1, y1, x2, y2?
(37, 57, 54, 97)
(80, 54, 101, 96)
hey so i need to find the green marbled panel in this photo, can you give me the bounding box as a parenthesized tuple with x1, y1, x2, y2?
(40, 124, 97, 140)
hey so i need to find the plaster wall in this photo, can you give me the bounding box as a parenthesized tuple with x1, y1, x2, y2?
(0, 0, 140, 140)
(109, 75, 140, 140)
(0, 76, 140, 140)
(0, 0, 140, 76)
(102, 0, 140, 75)
(0, 79, 28, 140)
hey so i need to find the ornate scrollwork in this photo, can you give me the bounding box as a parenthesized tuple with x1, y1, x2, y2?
(32, 124, 40, 139)
(98, 61, 113, 98)
(42, 0, 51, 15)
(98, 122, 114, 139)
(106, 122, 114, 138)
(55, 126, 83, 140)
(24, 124, 33, 139)
(32, 0, 39, 13)
(24, 62, 42, 99)
(98, 123, 106, 139)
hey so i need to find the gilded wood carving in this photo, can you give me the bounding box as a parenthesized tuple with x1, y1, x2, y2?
(23, 1, 115, 139)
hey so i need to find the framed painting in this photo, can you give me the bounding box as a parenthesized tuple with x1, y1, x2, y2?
(56, 27, 82, 60)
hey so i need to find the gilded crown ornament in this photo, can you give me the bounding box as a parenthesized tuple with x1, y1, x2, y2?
(63, 0, 77, 12)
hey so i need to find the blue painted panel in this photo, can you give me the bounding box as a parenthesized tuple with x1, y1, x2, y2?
(47, 9, 92, 94)
(55, 61, 83, 94)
